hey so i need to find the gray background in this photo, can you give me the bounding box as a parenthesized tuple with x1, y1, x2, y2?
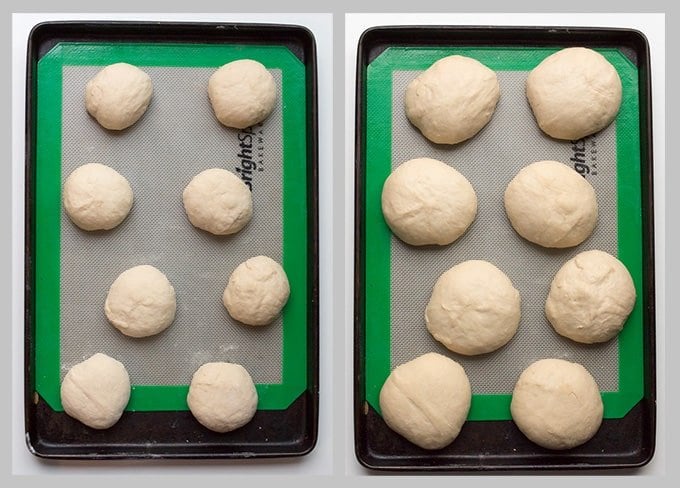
(60, 65, 284, 385)
(389, 69, 620, 392)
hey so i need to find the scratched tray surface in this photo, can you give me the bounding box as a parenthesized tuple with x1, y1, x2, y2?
(355, 27, 654, 471)
(27, 23, 317, 459)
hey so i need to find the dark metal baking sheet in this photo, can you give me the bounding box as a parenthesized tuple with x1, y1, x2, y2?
(354, 25, 655, 471)
(25, 20, 319, 460)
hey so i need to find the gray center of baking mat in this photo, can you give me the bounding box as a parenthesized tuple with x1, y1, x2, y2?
(59, 65, 284, 385)
(389, 70, 619, 393)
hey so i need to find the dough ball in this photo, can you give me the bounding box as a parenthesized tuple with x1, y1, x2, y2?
(208, 59, 277, 129)
(62, 163, 133, 231)
(182, 168, 253, 235)
(223, 255, 290, 326)
(404, 55, 500, 144)
(105, 265, 176, 338)
(60, 353, 130, 429)
(379, 352, 471, 450)
(85, 62, 153, 130)
(381, 158, 477, 246)
(511, 358, 603, 450)
(504, 160, 598, 248)
(187, 362, 258, 433)
(546, 249, 636, 343)
(425, 260, 521, 355)
(526, 47, 622, 140)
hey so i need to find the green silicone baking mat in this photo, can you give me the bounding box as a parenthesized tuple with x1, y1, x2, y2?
(25, 21, 318, 459)
(354, 26, 655, 471)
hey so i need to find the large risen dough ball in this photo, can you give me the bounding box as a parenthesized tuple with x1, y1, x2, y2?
(546, 250, 636, 344)
(405, 55, 500, 144)
(182, 168, 253, 236)
(105, 265, 176, 338)
(223, 255, 290, 326)
(381, 158, 477, 246)
(187, 362, 258, 433)
(511, 358, 603, 450)
(63, 163, 133, 231)
(504, 160, 598, 248)
(526, 47, 622, 140)
(60, 353, 130, 429)
(379, 352, 471, 450)
(426, 260, 521, 355)
(208, 59, 277, 129)
(85, 62, 153, 130)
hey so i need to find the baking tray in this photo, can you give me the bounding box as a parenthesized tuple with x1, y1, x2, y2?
(25, 21, 318, 459)
(354, 26, 655, 471)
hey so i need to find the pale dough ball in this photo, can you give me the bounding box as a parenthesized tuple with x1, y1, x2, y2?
(187, 362, 258, 433)
(85, 62, 153, 130)
(511, 358, 603, 450)
(526, 47, 622, 140)
(182, 168, 253, 235)
(105, 265, 176, 338)
(405, 55, 500, 144)
(62, 163, 133, 231)
(546, 249, 636, 343)
(223, 255, 290, 326)
(381, 158, 477, 246)
(379, 352, 471, 450)
(426, 260, 521, 355)
(60, 353, 130, 429)
(504, 160, 598, 248)
(208, 59, 277, 129)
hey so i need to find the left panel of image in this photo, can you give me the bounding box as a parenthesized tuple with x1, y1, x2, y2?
(12, 12, 333, 476)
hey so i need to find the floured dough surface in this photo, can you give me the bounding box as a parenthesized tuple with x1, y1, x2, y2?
(85, 62, 153, 130)
(379, 352, 471, 450)
(63, 163, 133, 231)
(60, 353, 131, 429)
(223, 255, 290, 326)
(208, 59, 277, 129)
(511, 358, 603, 450)
(405, 55, 500, 144)
(187, 362, 258, 433)
(182, 168, 253, 236)
(504, 160, 598, 248)
(426, 260, 521, 355)
(526, 47, 622, 140)
(105, 264, 177, 338)
(381, 157, 477, 246)
(546, 249, 636, 343)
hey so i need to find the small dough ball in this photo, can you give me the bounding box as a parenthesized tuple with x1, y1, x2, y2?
(85, 62, 153, 130)
(504, 160, 598, 248)
(381, 158, 477, 246)
(405, 55, 500, 144)
(60, 353, 130, 429)
(526, 47, 622, 140)
(105, 265, 176, 338)
(63, 163, 133, 231)
(546, 249, 636, 343)
(511, 358, 603, 450)
(223, 255, 290, 326)
(182, 168, 253, 236)
(425, 260, 521, 355)
(187, 362, 258, 433)
(379, 352, 471, 450)
(208, 59, 277, 129)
